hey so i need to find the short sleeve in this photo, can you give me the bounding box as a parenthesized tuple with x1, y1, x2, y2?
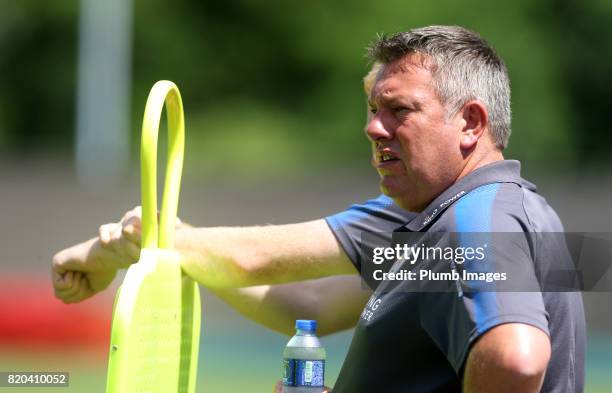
(419, 290, 549, 374)
(419, 183, 550, 374)
(325, 195, 415, 272)
(419, 226, 550, 375)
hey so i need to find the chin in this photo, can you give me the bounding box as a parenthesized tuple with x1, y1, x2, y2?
(380, 183, 415, 213)
(379, 177, 402, 198)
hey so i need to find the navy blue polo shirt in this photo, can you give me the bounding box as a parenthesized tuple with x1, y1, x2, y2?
(326, 160, 585, 393)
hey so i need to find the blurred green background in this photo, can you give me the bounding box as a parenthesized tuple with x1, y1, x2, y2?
(2, 0, 612, 171)
(0, 0, 611, 392)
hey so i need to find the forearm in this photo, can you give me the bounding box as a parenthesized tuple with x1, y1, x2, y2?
(208, 285, 311, 336)
(208, 275, 369, 337)
(174, 220, 356, 288)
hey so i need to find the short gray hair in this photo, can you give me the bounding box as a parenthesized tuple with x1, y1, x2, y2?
(367, 25, 511, 149)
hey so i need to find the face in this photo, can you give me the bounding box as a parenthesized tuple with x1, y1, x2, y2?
(366, 54, 466, 212)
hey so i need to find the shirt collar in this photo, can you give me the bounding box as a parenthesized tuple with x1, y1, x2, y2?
(400, 160, 525, 232)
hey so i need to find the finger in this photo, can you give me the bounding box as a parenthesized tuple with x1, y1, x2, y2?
(52, 251, 66, 274)
(108, 224, 125, 255)
(122, 206, 142, 223)
(123, 220, 141, 237)
(55, 287, 71, 302)
(122, 237, 141, 262)
(64, 275, 94, 304)
(52, 268, 71, 291)
(123, 224, 141, 245)
(123, 213, 142, 227)
(121, 218, 142, 237)
(272, 380, 283, 393)
(60, 271, 74, 288)
(54, 271, 75, 301)
(109, 227, 140, 265)
(56, 272, 82, 299)
(131, 206, 142, 218)
(99, 223, 117, 246)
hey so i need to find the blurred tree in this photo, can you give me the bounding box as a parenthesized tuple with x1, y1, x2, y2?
(0, 0, 610, 172)
(0, 2, 78, 151)
(548, 0, 612, 164)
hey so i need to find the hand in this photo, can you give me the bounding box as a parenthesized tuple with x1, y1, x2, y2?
(98, 206, 144, 252)
(98, 205, 186, 248)
(52, 236, 138, 303)
(272, 381, 332, 393)
(52, 206, 186, 303)
(52, 207, 143, 304)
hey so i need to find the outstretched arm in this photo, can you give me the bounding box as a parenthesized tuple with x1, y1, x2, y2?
(173, 219, 357, 288)
(52, 207, 366, 335)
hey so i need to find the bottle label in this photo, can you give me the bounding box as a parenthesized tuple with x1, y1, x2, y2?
(283, 359, 325, 387)
(283, 359, 295, 386)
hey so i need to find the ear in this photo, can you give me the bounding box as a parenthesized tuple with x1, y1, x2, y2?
(459, 100, 488, 150)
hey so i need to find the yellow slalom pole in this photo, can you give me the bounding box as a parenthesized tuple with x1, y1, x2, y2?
(106, 81, 201, 393)
(140, 81, 185, 250)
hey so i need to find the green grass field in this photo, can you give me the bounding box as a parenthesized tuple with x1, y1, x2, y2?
(2, 330, 610, 392)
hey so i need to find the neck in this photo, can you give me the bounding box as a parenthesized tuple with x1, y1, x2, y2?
(456, 148, 504, 183)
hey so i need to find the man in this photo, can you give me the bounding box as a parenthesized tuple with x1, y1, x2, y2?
(53, 26, 585, 392)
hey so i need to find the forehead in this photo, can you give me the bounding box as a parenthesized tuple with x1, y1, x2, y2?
(370, 54, 437, 103)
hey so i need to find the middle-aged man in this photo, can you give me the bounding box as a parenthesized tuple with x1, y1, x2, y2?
(53, 26, 585, 392)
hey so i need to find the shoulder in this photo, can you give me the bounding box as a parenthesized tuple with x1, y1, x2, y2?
(436, 181, 562, 233)
(326, 194, 415, 230)
(434, 183, 529, 232)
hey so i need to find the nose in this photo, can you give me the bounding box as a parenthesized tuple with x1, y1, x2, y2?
(365, 112, 393, 142)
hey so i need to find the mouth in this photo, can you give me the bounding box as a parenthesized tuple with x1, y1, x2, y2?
(375, 148, 401, 167)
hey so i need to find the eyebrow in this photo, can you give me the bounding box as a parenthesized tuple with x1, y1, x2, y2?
(368, 95, 420, 110)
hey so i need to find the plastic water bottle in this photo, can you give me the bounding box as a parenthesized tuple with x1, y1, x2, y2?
(282, 319, 326, 393)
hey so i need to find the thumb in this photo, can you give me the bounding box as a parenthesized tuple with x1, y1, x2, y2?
(123, 224, 142, 245)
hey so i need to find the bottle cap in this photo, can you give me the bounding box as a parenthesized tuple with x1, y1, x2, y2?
(296, 319, 317, 332)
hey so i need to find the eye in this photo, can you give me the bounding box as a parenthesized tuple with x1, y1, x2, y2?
(391, 106, 409, 114)
(369, 107, 378, 115)
(391, 106, 413, 120)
